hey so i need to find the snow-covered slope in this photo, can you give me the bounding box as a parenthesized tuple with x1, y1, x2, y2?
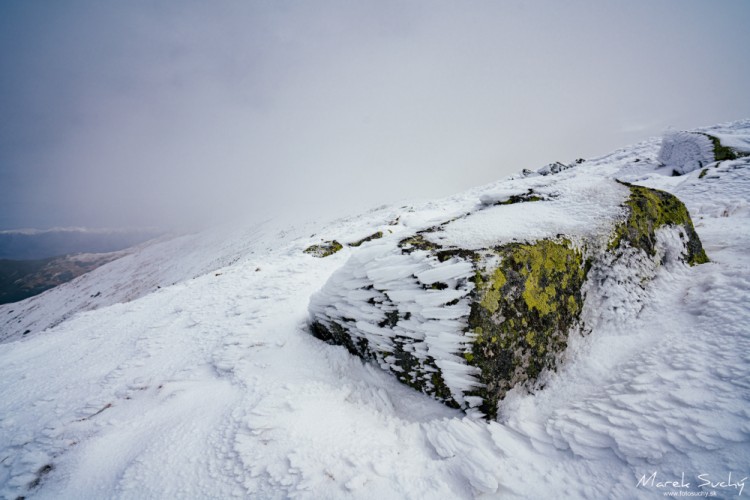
(1, 120, 749, 499)
(0, 223, 311, 342)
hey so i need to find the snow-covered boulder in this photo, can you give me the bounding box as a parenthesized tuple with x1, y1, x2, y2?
(303, 240, 343, 258)
(536, 161, 572, 176)
(308, 175, 708, 419)
(658, 130, 739, 175)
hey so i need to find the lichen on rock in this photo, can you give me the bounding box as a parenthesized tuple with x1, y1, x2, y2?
(466, 239, 587, 418)
(307, 176, 709, 420)
(398, 233, 442, 254)
(348, 231, 384, 247)
(492, 189, 544, 205)
(610, 182, 708, 265)
(479, 188, 546, 207)
(702, 133, 738, 162)
(303, 240, 343, 258)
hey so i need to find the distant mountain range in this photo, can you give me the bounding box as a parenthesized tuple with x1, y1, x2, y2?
(0, 227, 161, 260)
(0, 252, 124, 305)
(0, 227, 162, 305)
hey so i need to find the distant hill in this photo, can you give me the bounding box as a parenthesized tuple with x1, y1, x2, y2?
(0, 227, 161, 260)
(0, 252, 123, 305)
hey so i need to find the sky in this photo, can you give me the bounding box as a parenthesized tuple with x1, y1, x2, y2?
(1, 0, 749, 231)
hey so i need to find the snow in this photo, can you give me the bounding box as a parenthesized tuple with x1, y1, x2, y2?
(709, 133, 750, 154)
(657, 131, 715, 175)
(1, 119, 749, 499)
(429, 175, 629, 249)
(309, 245, 479, 406)
(0, 222, 315, 342)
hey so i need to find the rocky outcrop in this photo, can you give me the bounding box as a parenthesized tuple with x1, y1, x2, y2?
(303, 240, 343, 258)
(348, 231, 384, 247)
(658, 131, 740, 175)
(308, 175, 708, 419)
(304, 232, 386, 257)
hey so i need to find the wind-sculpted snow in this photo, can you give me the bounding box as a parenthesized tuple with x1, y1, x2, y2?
(309, 242, 480, 410)
(657, 129, 746, 176)
(1, 119, 749, 499)
(309, 174, 708, 419)
(658, 131, 716, 175)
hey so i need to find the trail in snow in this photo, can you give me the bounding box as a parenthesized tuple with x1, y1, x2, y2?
(1, 120, 749, 499)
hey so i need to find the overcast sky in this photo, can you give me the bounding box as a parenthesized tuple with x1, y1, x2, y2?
(1, 0, 749, 230)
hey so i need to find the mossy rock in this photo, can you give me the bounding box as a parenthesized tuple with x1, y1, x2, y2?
(308, 180, 708, 419)
(398, 233, 443, 253)
(493, 189, 544, 205)
(348, 231, 384, 247)
(702, 133, 738, 162)
(465, 239, 586, 417)
(610, 182, 708, 266)
(303, 240, 343, 258)
(658, 131, 742, 175)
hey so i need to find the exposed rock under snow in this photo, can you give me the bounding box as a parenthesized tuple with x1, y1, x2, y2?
(309, 173, 708, 419)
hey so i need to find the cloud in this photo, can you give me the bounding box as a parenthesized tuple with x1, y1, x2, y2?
(1, 0, 749, 230)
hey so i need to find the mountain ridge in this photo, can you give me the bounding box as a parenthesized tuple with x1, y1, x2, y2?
(0, 227, 162, 260)
(1, 119, 748, 499)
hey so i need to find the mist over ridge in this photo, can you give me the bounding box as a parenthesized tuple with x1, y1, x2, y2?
(1, 1, 749, 231)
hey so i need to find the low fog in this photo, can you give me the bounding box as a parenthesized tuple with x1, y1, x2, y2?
(1, 1, 749, 230)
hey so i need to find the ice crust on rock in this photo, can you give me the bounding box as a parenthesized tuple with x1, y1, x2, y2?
(309, 243, 480, 408)
(658, 131, 715, 175)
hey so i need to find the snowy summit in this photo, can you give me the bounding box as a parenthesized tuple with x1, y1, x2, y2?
(1, 120, 750, 499)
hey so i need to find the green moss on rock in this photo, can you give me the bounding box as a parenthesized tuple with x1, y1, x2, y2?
(466, 239, 587, 419)
(309, 181, 709, 420)
(398, 234, 442, 253)
(495, 189, 544, 205)
(304, 240, 343, 258)
(610, 182, 708, 266)
(349, 231, 384, 247)
(702, 133, 738, 162)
